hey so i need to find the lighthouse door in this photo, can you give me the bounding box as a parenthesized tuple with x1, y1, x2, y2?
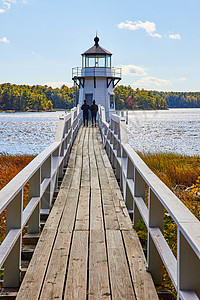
(85, 93, 93, 106)
(85, 93, 93, 119)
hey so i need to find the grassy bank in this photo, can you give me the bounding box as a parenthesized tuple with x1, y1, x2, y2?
(136, 152, 200, 297)
(0, 154, 34, 244)
(138, 152, 200, 218)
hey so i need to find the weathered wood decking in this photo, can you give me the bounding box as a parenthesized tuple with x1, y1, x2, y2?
(16, 125, 158, 300)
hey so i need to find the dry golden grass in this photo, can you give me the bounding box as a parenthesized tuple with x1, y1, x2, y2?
(136, 152, 200, 298)
(138, 152, 200, 218)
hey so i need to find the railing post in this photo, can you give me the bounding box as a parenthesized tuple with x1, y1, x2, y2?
(55, 115, 67, 178)
(133, 169, 145, 228)
(124, 158, 134, 212)
(28, 168, 41, 233)
(4, 190, 22, 287)
(41, 156, 52, 209)
(119, 116, 129, 203)
(119, 117, 128, 145)
(147, 189, 164, 285)
(177, 229, 200, 298)
(70, 109, 75, 145)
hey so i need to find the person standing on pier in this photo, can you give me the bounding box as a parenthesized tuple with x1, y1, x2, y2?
(81, 99, 90, 127)
(90, 100, 98, 127)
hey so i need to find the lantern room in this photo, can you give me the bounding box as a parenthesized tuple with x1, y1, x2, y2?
(82, 36, 112, 68)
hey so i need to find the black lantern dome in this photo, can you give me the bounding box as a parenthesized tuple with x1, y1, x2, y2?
(82, 36, 112, 68)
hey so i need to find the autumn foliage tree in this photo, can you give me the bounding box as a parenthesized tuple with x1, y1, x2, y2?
(115, 85, 168, 110)
(0, 84, 75, 111)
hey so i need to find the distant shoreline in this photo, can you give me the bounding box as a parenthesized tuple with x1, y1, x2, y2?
(0, 109, 69, 113)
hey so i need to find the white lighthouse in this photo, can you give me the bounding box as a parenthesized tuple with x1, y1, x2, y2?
(72, 36, 122, 121)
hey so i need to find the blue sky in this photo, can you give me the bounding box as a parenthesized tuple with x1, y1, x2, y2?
(0, 0, 200, 91)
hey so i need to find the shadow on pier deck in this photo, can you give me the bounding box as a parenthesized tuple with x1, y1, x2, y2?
(16, 125, 158, 300)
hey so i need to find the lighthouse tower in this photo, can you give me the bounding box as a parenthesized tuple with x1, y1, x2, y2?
(72, 36, 122, 121)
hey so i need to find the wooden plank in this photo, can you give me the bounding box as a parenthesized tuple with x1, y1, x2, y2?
(105, 168, 120, 190)
(44, 188, 70, 230)
(98, 170, 110, 190)
(106, 230, 136, 300)
(75, 187, 90, 231)
(39, 231, 72, 300)
(122, 230, 159, 300)
(70, 167, 81, 189)
(64, 231, 88, 300)
(101, 190, 119, 230)
(112, 188, 133, 231)
(60, 167, 74, 189)
(90, 190, 103, 231)
(89, 134, 97, 169)
(67, 127, 83, 168)
(59, 189, 79, 232)
(16, 228, 57, 300)
(88, 230, 111, 300)
(90, 167, 100, 190)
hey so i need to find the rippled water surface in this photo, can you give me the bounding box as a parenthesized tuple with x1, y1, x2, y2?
(0, 111, 65, 155)
(127, 108, 200, 156)
(0, 109, 199, 156)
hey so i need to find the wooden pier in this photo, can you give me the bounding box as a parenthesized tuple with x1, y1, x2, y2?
(16, 125, 158, 300)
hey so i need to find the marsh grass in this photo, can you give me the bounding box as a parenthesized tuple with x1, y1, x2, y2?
(136, 152, 200, 298)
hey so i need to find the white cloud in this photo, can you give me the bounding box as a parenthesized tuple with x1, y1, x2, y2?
(0, 36, 10, 43)
(0, 0, 20, 13)
(120, 64, 147, 77)
(169, 33, 181, 40)
(133, 76, 171, 87)
(118, 20, 162, 38)
(4, 2, 11, 9)
(44, 82, 73, 88)
(178, 77, 186, 81)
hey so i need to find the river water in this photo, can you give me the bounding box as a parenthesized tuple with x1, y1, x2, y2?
(0, 108, 199, 156)
(127, 108, 200, 156)
(0, 111, 64, 155)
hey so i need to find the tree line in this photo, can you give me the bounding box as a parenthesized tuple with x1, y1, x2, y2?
(152, 91, 200, 108)
(0, 83, 199, 111)
(114, 85, 168, 110)
(0, 83, 74, 111)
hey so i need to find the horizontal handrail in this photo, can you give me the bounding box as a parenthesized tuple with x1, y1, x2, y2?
(72, 66, 122, 78)
(98, 105, 200, 300)
(0, 105, 82, 287)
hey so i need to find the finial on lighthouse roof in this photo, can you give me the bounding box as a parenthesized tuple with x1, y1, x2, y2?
(94, 35, 99, 47)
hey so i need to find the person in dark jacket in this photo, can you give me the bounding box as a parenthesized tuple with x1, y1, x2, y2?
(81, 99, 90, 127)
(90, 100, 98, 127)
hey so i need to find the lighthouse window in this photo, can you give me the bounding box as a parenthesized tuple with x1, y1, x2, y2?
(84, 55, 107, 67)
(110, 95, 114, 109)
(94, 56, 105, 67)
(106, 56, 111, 68)
(89, 57, 95, 67)
(82, 56, 85, 68)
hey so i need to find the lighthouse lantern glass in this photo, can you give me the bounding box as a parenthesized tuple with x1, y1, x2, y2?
(106, 56, 111, 68)
(82, 54, 111, 68)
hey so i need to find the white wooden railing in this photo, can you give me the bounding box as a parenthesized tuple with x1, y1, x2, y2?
(0, 105, 82, 288)
(98, 105, 200, 300)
